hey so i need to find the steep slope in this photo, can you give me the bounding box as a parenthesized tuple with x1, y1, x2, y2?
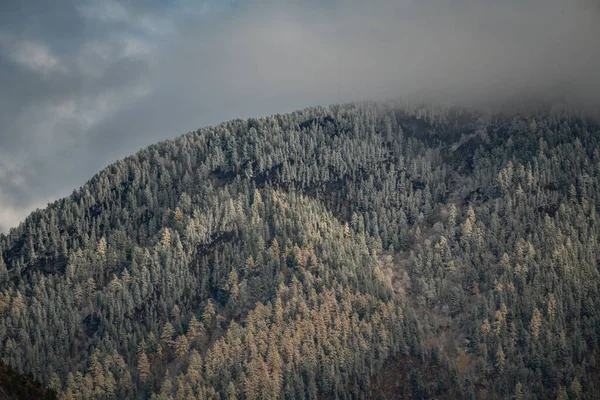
(1, 102, 599, 399)
(0, 360, 57, 400)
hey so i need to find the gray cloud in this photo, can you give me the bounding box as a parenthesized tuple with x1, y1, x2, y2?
(0, 0, 599, 232)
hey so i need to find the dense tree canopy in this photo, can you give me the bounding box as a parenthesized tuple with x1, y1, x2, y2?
(1, 102, 599, 399)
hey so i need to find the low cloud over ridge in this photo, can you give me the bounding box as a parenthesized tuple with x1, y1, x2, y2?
(0, 0, 598, 232)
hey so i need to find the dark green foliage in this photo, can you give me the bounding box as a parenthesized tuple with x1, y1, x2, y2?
(0, 101, 599, 399)
(0, 360, 57, 399)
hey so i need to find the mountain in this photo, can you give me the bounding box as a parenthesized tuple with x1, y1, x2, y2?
(1, 102, 599, 399)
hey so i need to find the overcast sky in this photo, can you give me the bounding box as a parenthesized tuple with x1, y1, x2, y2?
(0, 0, 599, 232)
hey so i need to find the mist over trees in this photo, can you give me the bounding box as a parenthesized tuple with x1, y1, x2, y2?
(0, 101, 599, 398)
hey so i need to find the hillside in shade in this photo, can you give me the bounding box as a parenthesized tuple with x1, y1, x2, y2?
(0, 360, 57, 400)
(1, 102, 599, 399)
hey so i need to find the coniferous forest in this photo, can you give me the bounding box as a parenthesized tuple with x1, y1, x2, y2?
(1, 102, 600, 399)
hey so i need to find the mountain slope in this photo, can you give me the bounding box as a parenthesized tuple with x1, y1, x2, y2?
(1, 102, 599, 399)
(0, 360, 57, 400)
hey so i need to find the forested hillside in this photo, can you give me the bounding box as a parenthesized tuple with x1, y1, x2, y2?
(1, 102, 599, 399)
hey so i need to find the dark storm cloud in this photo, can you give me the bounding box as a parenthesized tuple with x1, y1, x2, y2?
(0, 0, 599, 232)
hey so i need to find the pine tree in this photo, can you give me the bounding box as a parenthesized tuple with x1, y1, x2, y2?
(174, 334, 189, 358)
(514, 382, 524, 400)
(174, 207, 183, 222)
(161, 228, 171, 246)
(557, 385, 568, 400)
(186, 350, 202, 382)
(226, 381, 238, 400)
(571, 378, 582, 399)
(108, 274, 121, 292)
(187, 316, 205, 343)
(203, 301, 215, 326)
(481, 319, 491, 335)
(227, 270, 240, 308)
(0, 255, 7, 281)
(161, 322, 175, 348)
(49, 372, 62, 392)
(98, 236, 107, 256)
(344, 222, 351, 238)
(495, 344, 505, 373)
(462, 218, 473, 238)
(530, 308, 542, 341)
(351, 212, 358, 231)
(448, 204, 457, 232)
(547, 294, 556, 321)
